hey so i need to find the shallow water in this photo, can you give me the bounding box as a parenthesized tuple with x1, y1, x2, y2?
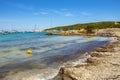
(0, 32, 112, 80)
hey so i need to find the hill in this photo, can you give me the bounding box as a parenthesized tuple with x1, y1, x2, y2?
(44, 21, 120, 31)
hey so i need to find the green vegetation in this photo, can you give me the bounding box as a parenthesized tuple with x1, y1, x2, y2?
(44, 21, 120, 31)
(85, 25, 95, 33)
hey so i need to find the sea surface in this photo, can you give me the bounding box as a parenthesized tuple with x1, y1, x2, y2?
(0, 32, 113, 80)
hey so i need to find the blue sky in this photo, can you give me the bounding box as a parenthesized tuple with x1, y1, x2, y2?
(0, 0, 120, 31)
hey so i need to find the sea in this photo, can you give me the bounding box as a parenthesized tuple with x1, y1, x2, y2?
(0, 32, 113, 80)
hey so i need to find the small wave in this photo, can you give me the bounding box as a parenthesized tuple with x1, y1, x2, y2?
(33, 47, 52, 53)
(3, 68, 59, 80)
(62, 52, 89, 67)
(109, 37, 118, 42)
(51, 44, 66, 49)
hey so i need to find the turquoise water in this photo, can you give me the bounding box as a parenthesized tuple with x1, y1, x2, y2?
(0, 32, 111, 80)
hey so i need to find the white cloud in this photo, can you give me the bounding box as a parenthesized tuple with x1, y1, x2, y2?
(52, 10, 74, 17)
(101, 17, 117, 20)
(6, 2, 33, 10)
(64, 13, 73, 16)
(80, 12, 91, 16)
(34, 12, 48, 15)
(53, 10, 62, 14)
(34, 9, 74, 17)
(61, 9, 69, 11)
(39, 12, 48, 15)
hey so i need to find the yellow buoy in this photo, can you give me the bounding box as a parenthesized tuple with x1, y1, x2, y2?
(27, 49, 32, 55)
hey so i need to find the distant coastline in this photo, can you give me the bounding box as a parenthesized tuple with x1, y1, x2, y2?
(44, 21, 120, 37)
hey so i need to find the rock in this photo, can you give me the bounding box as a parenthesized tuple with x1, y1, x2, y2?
(89, 52, 103, 57)
(53, 67, 74, 80)
(86, 57, 103, 65)
(95, 47, 114, 52)
(96, 28, 120, 37)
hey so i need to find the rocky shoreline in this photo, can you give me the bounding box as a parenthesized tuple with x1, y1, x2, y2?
(53, 36, 120, 79)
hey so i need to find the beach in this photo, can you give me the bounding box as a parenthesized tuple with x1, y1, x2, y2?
(0, 29, 120, 80)
(53, 29, 120, 80)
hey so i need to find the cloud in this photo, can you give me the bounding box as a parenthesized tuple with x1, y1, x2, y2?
(16, 4, 33, 10)
(61, 9, 69, 11)
(53, 10, 63, 14)
(101, 17, 117, 20)
(80, 12, 91, 16)
(39, 12, 48, 15)
(34, 12, 48, 15)
(64, 13, 73, 16)
(52, 9, 74, 17)
(6, 2, 33, 10)
(34, 9, 74, 17)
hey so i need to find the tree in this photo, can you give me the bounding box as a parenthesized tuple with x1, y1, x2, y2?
(85, 25, 95, 34)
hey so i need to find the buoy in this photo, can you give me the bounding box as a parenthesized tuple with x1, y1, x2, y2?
(27, 49, 32, 55)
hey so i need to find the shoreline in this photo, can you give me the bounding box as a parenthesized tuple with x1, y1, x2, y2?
(0, 28, 120, 80)
(53, 36, 120, 80)
(46, 28, 120, 37)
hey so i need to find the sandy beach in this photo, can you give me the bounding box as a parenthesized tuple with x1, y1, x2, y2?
(53, 29, 120, 80)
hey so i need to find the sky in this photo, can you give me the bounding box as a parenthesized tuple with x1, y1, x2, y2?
(0, 0, 120, 31)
